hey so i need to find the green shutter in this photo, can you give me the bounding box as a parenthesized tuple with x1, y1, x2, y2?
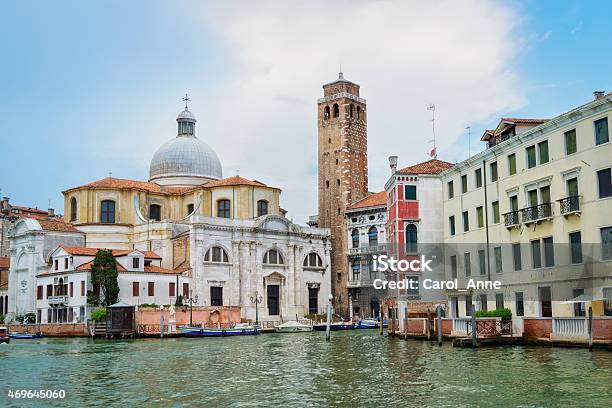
(477, 206, 484, 228)
(538, 141, 549, 164)
(565, 129, 577, 155)
(595, 117, 609, 145)
(527, 146, 536, 168)
(508, 154, 516, 175)
(492, 201, 500, 223)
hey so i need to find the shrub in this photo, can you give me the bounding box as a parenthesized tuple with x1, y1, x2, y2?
(475, 308, 512, 321)
(138, 303, 159, 309)
(91, 308, 107, 322)
(24, 312, 36, 324)
(0, 314, 4, 324)
(15, 314, 25, 324)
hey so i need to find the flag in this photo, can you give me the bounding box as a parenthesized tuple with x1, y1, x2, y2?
(429, 147, 436, 158)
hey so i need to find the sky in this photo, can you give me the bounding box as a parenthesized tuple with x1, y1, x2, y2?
(1, 0, 611, 225)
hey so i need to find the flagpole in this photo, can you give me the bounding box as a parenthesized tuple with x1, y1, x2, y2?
(427, 104, 437, 159)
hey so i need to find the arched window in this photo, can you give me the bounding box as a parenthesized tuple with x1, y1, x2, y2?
(333, 103, 339, 118)
(205, 246, 229, 263)
(406, 224, 418, 253)
(187, 203, 194, 215)
(352, 261, 360, 280)
(326, 180, 330, 188)
(263, 249, 284, 265)
(349, 104, 354, 118)
(357, 106, 361, 120)
(368, 226, 378, 247)
(149, 204, 161, 221)
(100, 200, 115, 224)
(70, 197, 77, 222)
(257, 200, 268, 217)
(217, 199, 231, 218)
(324, 106, 330, 120)
(351, 228, 360, 249)
(303, 252, 323, 268)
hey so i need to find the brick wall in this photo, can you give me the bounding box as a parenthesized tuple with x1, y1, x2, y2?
(7, 323, 88, 336)
(523, 318, 553, 339)
(136, 306, 241, 327)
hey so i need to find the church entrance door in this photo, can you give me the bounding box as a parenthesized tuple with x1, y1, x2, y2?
(267, 285, 280, 316)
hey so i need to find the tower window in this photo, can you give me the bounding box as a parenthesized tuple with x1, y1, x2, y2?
(324, 106, 330, 120)
(326, 180, 329, 188)
(149, 204, 161, 221)
(357, 106, 361, 120)
(257, 200, 268, 217)
(328, 138, 331, 144)
(350, 104, 354, 118)
(337, 179, 340, 186)
(70, 197, 77, 222)
(100, 200, 115, 224)
(336, 158, 339, 165)
(333, 103, 339, 118)
(217, 199, 231, 218)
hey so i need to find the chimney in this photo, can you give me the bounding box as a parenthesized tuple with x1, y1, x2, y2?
(48, 208, 55, 218)
(594, 91, 605, 100)
(388, 156, 398, 175)
(1, 197, 9, 214)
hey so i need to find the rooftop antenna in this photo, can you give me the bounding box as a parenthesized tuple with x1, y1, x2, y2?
(465, 126, 472, 158)
(182, 93, 191, 110)
(108, 171, 112, 178)
(427, 104, 437, 159)
(339, 63, 343, 79)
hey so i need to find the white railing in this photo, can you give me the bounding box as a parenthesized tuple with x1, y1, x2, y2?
(552, 317, 588, 338)
(452, 318, 471, 334)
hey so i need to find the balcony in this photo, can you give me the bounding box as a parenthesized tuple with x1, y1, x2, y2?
(521, 203, 553, 224)
(348, 244, 387, 256)
(48, 295, 68, 305)
(503, 211, 520, 228)
(558, 196, 581, 217)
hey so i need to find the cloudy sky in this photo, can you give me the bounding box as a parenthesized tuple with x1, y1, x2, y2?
(1, 0, 610, 224)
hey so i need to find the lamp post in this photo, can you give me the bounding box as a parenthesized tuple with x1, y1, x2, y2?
(186, 291, 199, 327)
(250, 291, 263, 329)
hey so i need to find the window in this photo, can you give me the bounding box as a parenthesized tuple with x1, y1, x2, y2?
(187, 203, 194, 215)
(449, 216, 456, 236)
(476, 206, 484, 228)
(133, 257, 140, 269)
(54, 259, 58, 271)
(351, 228, 360, 248)
(564, 129, 577, 155)
(595, 117, 609, 145)
(169, 282, 176, 297)
(357, 106, 361, 120)
(450, 255, 457, 278)
(205, 247, 229, 263)
(490, 161, 498, 182)
(495, 293, 504, 309)
(337, 179, 340, 186)
(46, 284, 52, 298)
(349, 104, 354, 118)
(448, 181, 454, 198)
(526, 145, 537, 168)
(148, 282, 155, 296)
(352, 261, 360, 281)
(81, 281, 85, 296)
(132, 282, 139, 297)
(597, 168, 612, 198)
(478, 250, 486, 276)
(257, 200, 268, 217)
(217, 199, 231, 218)
(494, 246, 502, 273)
(537, 140, 549, 164)
(543, 237, 554, 267)
(479, 294, 487, 311)
(100, 200, 116, 224)
(570, 231, 582, 264)
(149, 204, 161, 221)
(324, 106, 330, 120)
(64, 258, 69, 269)
(466, 295, 473, 316)
(508, 153, 516, 175)
(512, 243, 522, 271)
(211, 286, 223, 306)
(263, 249, 284, 265)
(515, 292, 524, 316)
(70, 197, 77, 221)
(368, 226, 378, 246)
(475, 168, 482, 188)
(604, 287, 612, 316)
(461, 175, 468, 193)
(462, 211, 469, 232)
(602, 227, 612, 260)
(70, 282, 73, 297)
(464, 252, 471, 277)
(333, 103, 339, 118)
(573, 288, 585, 317)
(405, 224, 418, 253)
(326, 180, 329, 188)
(303, 252, 323, 268)
(183, 283, 189, 297)
(492, 201, 500, 224)
(510, 195, 518, 212)
(531, 240, 542, 268)
(37, 285, 43, 300)
(405, 185, 417, 200)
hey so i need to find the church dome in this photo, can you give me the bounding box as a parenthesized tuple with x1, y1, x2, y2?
(149, 107, 222, 186)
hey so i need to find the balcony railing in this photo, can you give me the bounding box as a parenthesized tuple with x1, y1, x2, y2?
(521, 203, 553, 224)
(503, 211, 520, 228)
(348, 244, 387, 256)
(558, 195, 581, 216)
(48, 295, 68, 305)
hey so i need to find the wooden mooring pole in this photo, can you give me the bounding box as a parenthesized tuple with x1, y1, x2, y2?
(404, 307, 408, 341)
(437, 306, 442, 346)
(588, 306, 593, 352)
(471, 304, 477, 348)
(379, 304, 384, 336)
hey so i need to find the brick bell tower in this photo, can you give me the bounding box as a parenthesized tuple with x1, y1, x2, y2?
(317, 72, 368, 317)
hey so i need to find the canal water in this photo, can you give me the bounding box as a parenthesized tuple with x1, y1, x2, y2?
(1, 330, 611, 407)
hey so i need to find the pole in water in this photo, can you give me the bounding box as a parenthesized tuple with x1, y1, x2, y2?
(437, 306, 443, 346)
(471, 303, 477, 348)
(588, 306, 593, 352)
(326, 294, 333, 341)
(379, 304, 384, 336)
(160, 306, 164, 339)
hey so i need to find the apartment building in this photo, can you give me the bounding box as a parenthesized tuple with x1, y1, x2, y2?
(441, 92, 612, 319)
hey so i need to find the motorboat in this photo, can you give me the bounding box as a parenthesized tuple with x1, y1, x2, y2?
(8, 331, 42, 339)
(0, 327, 9, 344)
(274, 321, 313, 333)
(178, 323, 260, 337)
(355, 319, 388, 329)
(312, 322, 355, 331)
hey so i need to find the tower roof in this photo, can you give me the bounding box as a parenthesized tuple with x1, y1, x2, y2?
(323, 71, 359, 88)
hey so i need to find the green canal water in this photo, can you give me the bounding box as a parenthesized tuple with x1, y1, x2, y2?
(1, 331, 611, 407)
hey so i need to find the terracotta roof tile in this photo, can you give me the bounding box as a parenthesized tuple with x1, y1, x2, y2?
(76, 260, 127, 272)
(204, 176, 278, 189)
(38, 220, 80, 232)
(396, 159, 454, 175)
(65, 177, 194, 195)
(60, 246, 161, 259)
(143, 265, 180, 274)
(0, 257, 9, 269)
(500, 118, 549, 124)
(347, 191, 387, 210)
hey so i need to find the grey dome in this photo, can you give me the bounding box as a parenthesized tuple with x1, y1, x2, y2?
(149, 108, 222, 184)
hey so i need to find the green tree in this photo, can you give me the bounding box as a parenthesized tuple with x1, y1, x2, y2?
(91, 249, 120, 306)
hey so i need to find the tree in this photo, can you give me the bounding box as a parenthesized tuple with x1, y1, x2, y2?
(91, 249, 120, 306)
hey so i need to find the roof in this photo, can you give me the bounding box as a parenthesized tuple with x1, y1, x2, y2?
(396, 159, 454, 175)
(76, 260, 127, 272)
(38, 219, 80, 232)
(60, 246, 162, 259)
(500, 118, 549, 124)
(76, 260, 179, 275)
(0, 257, 9, 269)
(204, 175, 279, 190)
(347, 191, 387, 210)
(66, 177, 194, 195)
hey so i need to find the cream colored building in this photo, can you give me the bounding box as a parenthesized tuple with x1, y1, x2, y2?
(441, 92, 612, 319)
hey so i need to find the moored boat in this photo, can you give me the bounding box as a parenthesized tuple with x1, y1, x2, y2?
(313, 322, 355, 331)
(179, 323, 260, 337)
(0, 327, 9, 344)
(8, 331, 42, 339)
(355, 319, 388, 329)
(274, 321, 313, 333)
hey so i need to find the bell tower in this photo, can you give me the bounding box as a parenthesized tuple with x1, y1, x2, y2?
(317, 72, 368, 316)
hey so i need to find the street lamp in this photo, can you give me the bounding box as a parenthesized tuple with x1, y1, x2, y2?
(186, 291, 199, 327)
(250, 291, 263, 329)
